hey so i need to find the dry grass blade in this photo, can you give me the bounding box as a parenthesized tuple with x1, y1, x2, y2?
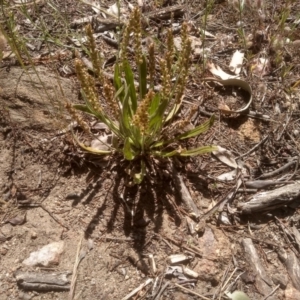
(69, 233, 84, 300)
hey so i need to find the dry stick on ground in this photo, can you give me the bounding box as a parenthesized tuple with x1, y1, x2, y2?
(155, 233, 173, 250)
(199, 177, 242, 221)
(39, 203, 69, 229)
(222, 269, 246, 299)
(121, 278, 153, 300)
(173, 283, 210, 300)
(213, 263, 231, 299)
(220, 267, 239, 294)
(244, 179, 294, 189)
(257, 157, 299, 180)
(163, 234, 203, 258)
(238, 181, 300, 214)
(68, 233, 85, 300)
(143, 4, 185, 21)
(15, 271, 70, 291)
(278, 248, 300, 291)
(237, 135, 269, 159)
(173, 171, 200, 219)
(291, 226, 300, 249)
(275, 216, 300, 258)
(287, 131, 300, 154)
(242, 238, 273, 297)
(276, 114, 292, 141)
(18, 201, 69, 229)
(153, 282, 170, 300)
(263, 285, 280, 300)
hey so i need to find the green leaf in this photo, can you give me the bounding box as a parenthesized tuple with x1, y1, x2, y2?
(114, 63, 124, 101)
(159, 145, 217, 158)
(133, 160, 146, 184)
(138, 55, 147, 100)
(149, 93, 161, 116)
(123, 137, 136, 160)
(160, 149, 179, 157)
(72, 133, 112, 155)
(178, 145, 218, 156)
(177, 115, 215, 140)
(114, 85, 125, 103)
(148, 98, 168, 134)
(123, 60, 137, 112)
(73, 104, 94, 115)
(79, 90, 122, 137)
(130, 126, 142, 148)
(120, 85, 132, 132)
(150, 139, 165, 149)
(164, 99, 182, 123)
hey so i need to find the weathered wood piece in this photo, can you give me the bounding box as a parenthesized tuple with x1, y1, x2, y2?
(15, 271, 70, 291)
(291, 226, 300, 249)
(238, 182, 300, 214)
(278, 248, 300, 291)
(174, 172, 200, 219)
(71, 5, 185, 31)
(242, 238, 274, 298)
(144, 5, 185, 20)
(71, 16, 123, 32)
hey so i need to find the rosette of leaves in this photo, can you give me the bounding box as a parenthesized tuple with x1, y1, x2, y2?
(70, 8, 216, 184)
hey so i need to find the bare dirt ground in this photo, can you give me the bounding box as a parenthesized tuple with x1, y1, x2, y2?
(1, 0, 300, 299)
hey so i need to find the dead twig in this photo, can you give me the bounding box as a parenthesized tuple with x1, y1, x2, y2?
(262, 284, 280, 300)
(68, 233, 85, 300)
(163, 234, 203, 258)
(39, 203, 69, 229)
(121, 278, 153, 300)
(238, 181, 300, 214)
(258, 157, 298, 180)
(173, 283, 210, 300)
(153, 282, 169, 300)
(237, 135, 268, 159)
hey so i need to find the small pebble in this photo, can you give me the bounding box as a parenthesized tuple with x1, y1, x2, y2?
(31, 232, 37, 239)
(0, 247, 8, 255)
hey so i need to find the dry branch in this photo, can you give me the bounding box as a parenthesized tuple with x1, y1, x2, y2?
(242, 238, 273, 297)
(173, 171, 200, 219)
(144, 5, 185, 20)
(278, 248, 300, 291)
(15, 271, 70, 291)
(238, 182, 300, 214)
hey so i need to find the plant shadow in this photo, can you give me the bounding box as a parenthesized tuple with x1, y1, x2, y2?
(80, 167, 183, 254)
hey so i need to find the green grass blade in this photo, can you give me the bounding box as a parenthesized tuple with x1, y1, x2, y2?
(123, 60, 137, 112)
(160, 145, 217, 157)
(72, 132, 112, 155)
(138, 55, 147, 99)
(121, 85, 132, 131)
(149, 93, 161, 116)
(148, 98, 168, 134)
(131, 126, 142, 149)
(160, 150, 179, 157)
(177, 115, 215, 140)
(73, 104, 94, 115)
(124, 137, 136, 160)
(81, 90, 121, 137)
(114, 85, 125, 102)
(179, 145, 218, 156)
(114, 63, 125, 101)
(164, 99, 182, 123)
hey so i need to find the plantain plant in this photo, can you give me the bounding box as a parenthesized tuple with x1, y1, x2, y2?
(68, 7, 216, 184)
